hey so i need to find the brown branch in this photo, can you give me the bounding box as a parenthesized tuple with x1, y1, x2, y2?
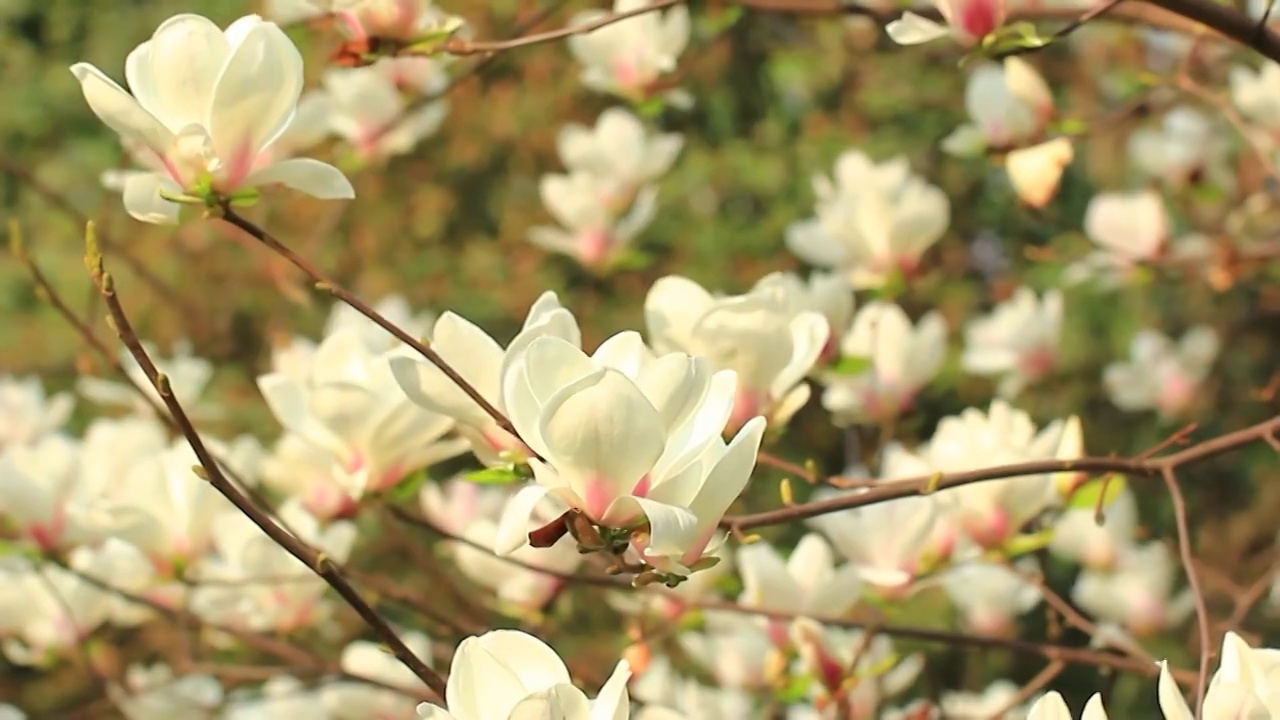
(724, 415, 1280, 530)
(85, 238, 447, 701)
(1162, 465, 1211, 717)
(217, 206, 526, 456)
(441, 0, 679, 56)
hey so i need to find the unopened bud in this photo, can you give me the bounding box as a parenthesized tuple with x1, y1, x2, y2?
(529, 511, 572, 549)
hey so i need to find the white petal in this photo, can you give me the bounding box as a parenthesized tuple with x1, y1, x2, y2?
(209, 19, 304, 172)
(589, 661, 632, 720)
(885, 12, 952, 45)
(1081, 693, 1110, 720)
(243, 158, 354, 199)
(134, 14, 230, 130)
(1158, 660, 1195, 720)
(70, 63, 175, 154)
(121, 172, 182, 224)
(1027, 691, 1072, 720)
(494, 484, 554, 555)
(508, 686, 591, 720)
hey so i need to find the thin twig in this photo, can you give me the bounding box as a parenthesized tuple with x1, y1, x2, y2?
(1162, 465, 1211, 718)
(442, 0, 678, 55)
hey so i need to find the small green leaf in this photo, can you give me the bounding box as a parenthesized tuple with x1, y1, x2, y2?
(1067, 474, 1128, 510)
(776, 673, 813, 704)
(386, 469, 431, 504)
(607, 248, 654, 273)
(1001, 527, 1055, 557)
(828, 355, 872, 376)
(634, 96, 667, 118)
(463, 466, 524, 485)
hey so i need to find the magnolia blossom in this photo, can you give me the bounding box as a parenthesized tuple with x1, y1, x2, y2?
(1047, 485, 1138, 570)
(0, 433, 85, 551)
(645, 274, 829, 429)
(189, 500, 357, 632)
(1103, 326, 1219, 419)
(391, 291, 581, 466)
(108, 663, 223, 720)
(421, 479, 584, 611)
(494, 332, 766, 577)
(224, 676, 327, 719)
(790, 618, 924, 713)
(939, 559, 1042, 636)
(325, 0, 467, 43)
(317, 57, 450, 161)
(0, 557, 114, 666)
(898, 401, 1076, 550)
(1026, 692, 1109, 720)
(887, 0, 1008, 46)
(961, 287, 1063, 397)
(0, 374, 73, 448)
(566, 0, 690, 99)
(940, 680, 1037, 718)
(943, 57, 1053, 156)
(1067, 189, 1170, 287)
(1072, 541, 1195, 638)
(70, 539, 163, 627)
(1127, 106, 1229, 188)
(416, 630, 631, 720)
(1230, 61, 1280, 132)
(558, 107, 684, 201)
(321, 633, 433, 719)
(753, 271, 855, 364)
(678, 617, 777, 690)
(70, 14, 353, 224)
(806, 487, 956, 598)
(0, 706, 24, 720)
(1159, 631, 1280, 718)
(274, 294, 435, 377)
(258, 325, 467, 517)
(786, 151, 950, 289)
(1005, 137, 1074, 208)
(820, 302, 947, 424)
(530, 170, 658, 269)
(78, 340, 216, 419)
(632, 655, 756, 719)
(736, 534, 863, 645)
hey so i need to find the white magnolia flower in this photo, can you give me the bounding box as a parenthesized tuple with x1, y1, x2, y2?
(258, 325, 467, 516)
(1047, 485, 1139, 570)
(1026, 691, 1110, 719)
(1159, 631, 1280, 718)
(416, 630, 631, 720)
(322, 633, 434, 719)
(631, 655, 754, 719)
(786, 151, 950, 289)
(224, 676, 327, 720)
(189, 499, 357, 632)
(887, 0, 1008, 46)
(753, 271, 855, 364)
(821, 301, 947, 424)
(530, 170, 658, 269)
(0, 433, 84, 551)
(70, 14, 353, 224)
(790, 618, 924, 710)
(108, 663, 223, 720)
(1230, 61, 1280, 131)
(0, 705, 24, 720)
(274, 295, 435, 379)
(494, 332, 767, 577)
(320, 57, 450, 161)
(0, 374, 73, 448)
(736, 534, 862, 643)
(1072, 541, 1195, 638)
(645, 274, 829, 429)
(961, 287, 1063, 398)
(1103, 326, 1219, 419)
(558, 107, 684, 201)
(943, 57, 1053, 156)
(1005, 137, 1074, 209)
(78, 340, 216, 419)
(566, 0, 690, 100)
(70, 539, 163, 627)
(422, 479, 584, 611)
(1127, 106, 1230, 188)
(901, 401, 1073, 550)
(678, 617, 777, 690)
(391, 291, 582, 466)
(939, 559, 1042, 636)
(0, 557, 113, 666)
(1067, 190, 1170, 288)
(332, 0, 467, 43)
(940, 680, 1037, 718)
(806, 487, 956, 598)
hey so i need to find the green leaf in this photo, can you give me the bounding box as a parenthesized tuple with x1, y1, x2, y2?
(634, 96, 667, 118)
(980, 21, 1053, 59)
(463, 466, 524, 485)
(1066, 474, 1128, 510)
(385, 469, 431, 504)
(701, 5, 743, 36)
(775, 672, 813, 704)
(828, 354, 872, 376)
(1001, 527, 1056, 557)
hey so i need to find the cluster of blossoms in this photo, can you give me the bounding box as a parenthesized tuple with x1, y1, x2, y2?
(2, 0, 1276, 717)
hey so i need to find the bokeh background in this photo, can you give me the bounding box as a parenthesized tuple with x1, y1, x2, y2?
(2, 0, 1279, 715)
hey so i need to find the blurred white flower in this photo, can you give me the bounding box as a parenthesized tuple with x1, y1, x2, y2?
(1072, 541, 1194, 638)
(530, 170, 658, 270)
(322, 633, 434, 719)
(753, 271, 855, 364)
(790, 618, 924, 711)
(645, 274, 829, 429)
(320, 57, 450, 162)
(1005, 137, 1074, 209)
(274, 295, 436, 379)
(1103, 326, 1218, 419)
(1230, 61, 1280, 132)
(678, 617, 777, 690)
(70, 14, 353, 224)
(1048, 485, 1138, 570)
(79, 340, 216, 419)
(961, 287, 1063, 398)
(887, 0, 1008, 46)
(391, 291, 581, 466)
(416, 629, 631, 720)
(189, 499, 357, 632)
(258, 325, 467, 516)
(1159, 631, 1280, 718)
(821, 301, 947, 425)
(943, 57, 1053, 156)
(631, 654, 755, 720)
(736, 534, 862, 644)
(422, 479, 584, 612)
(224, 676, 327, 720)
(70, 538, 163, 627)
(0, 433, 85, 551)
(494, 332, 766, 578)
(939, 559, 1042, 636)
(806, 487, 956, 598)
(786, 151, 950, 290)
(331, 0, 467, 43)
(566, 0, 690, 100)
(939, 680, 1036, 718)
(0, 705, 23, 720)
(1127, 106, 1230, 189)
(1027, 691, 1110, 720)
(108, 663, 223, 720)
(558, 107, 684, 201)
(0, 374, 73, 448)
(1067, 189, 1169, 287)
(0, 557, 113, 666)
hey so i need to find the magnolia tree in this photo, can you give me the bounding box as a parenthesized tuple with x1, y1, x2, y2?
(2, 0, 1280, 718)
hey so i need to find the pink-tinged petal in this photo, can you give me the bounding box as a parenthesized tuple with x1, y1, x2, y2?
(134, 14, 231, 130)
(508, 686, 592, 720)
(242, 158, 354, 199)
(493, 484, 553, 555)
(121, 172, 182, 225)
(589, 661, 632, 720)
(885, 12, 951, 45)
(605, 496, 698, 558)
(70, 63, 175, 154)
(209, 19, 303, 172)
